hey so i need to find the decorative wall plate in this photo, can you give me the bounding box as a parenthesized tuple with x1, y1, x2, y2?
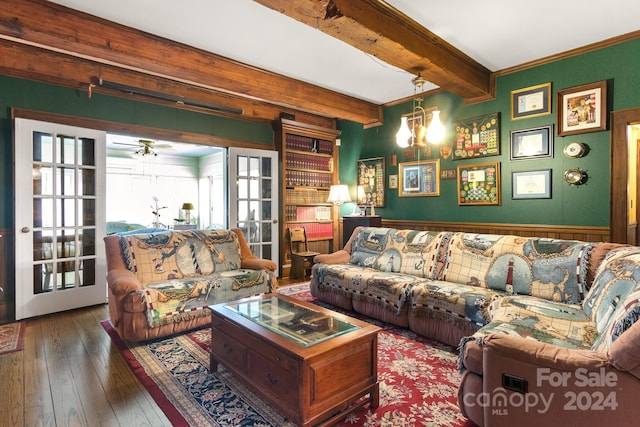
(564, 168, 587, 185)
(564, 142, 586, 158)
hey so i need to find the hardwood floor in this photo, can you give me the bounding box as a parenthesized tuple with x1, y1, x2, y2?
(0, 277, 304, 427)
(0, 304, 171, 427)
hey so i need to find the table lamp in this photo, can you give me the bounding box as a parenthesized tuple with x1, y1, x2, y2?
(182, 202, 194, 224)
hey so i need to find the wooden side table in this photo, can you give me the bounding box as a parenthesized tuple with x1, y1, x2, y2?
(342, 215, 382, 247)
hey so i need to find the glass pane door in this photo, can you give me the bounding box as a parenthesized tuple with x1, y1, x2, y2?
(15, 119, 106, 320)
(228, 147, 279, 271)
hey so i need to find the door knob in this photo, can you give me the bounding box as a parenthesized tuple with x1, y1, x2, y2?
(21, 227, 30, 233)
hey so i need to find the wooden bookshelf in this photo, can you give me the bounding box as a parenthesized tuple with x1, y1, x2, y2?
(274, 119, 341, 278)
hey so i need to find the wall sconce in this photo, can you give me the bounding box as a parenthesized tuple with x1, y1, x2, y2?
(395, 74, 445, 148)
(182, 202, 195, 224)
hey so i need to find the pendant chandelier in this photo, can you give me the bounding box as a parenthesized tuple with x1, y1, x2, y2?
(395, 74, 445, 148)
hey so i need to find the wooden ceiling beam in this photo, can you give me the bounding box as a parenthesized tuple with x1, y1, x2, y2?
(254, 0, 493, 100)
(0, 40, 337, 129)
(0, 0, 382, 125)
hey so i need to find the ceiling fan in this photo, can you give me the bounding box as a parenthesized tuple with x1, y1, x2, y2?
(111, 139, 173, 157)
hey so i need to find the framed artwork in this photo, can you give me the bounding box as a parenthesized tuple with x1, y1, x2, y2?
(457, 162, 501, 205)
(511, 82, 551, 120)
(357, 157, 385, 207)
(557, 81, 607, 136)
(452, 112, 500, 160)
(440, 168, 457, 180)
(512, 169, 552, 199)
(403, 147, 416, 160)
(399, 159, 440, 197)
(388, 174, 398, 189)
(509, 125, 554, 161)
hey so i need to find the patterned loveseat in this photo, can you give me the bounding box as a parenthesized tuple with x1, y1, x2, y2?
(104, 228, 276, 342)
(311, 227, 640, 426)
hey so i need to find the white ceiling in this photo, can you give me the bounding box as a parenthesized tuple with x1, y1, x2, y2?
(49, 0, 640, 105)
(106, 134, 222, 158)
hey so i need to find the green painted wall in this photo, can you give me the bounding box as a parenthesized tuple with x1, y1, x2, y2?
(338, 37, 640, 226)
(3, 37, 640, 229)
(0, 75, 273, 228)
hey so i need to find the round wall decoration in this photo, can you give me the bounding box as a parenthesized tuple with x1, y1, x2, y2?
(564, 142, 586, 158)
(564, 168, 587, 185)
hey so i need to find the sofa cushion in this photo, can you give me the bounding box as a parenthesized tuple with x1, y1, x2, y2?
(120, 229, 242, 285)
(583, 247, 640, 351)
(386, 229, 450, 279)
(139, 269, 271, 328)
(349, 227, 395, 267)
(441, 233, 591, 304)
(314, 263, 418, 314)
(410, 280, 499, 331)
(488, 295, 597, 349)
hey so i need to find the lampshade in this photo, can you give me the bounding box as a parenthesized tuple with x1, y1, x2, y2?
(182, 203, 194, 210)
(327, 185, 351, 205)
(395, 117, 412, 148)
(426, 110, 445, 144)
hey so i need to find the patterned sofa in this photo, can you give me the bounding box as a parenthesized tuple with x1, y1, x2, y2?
(104, 228, 277, 342)
(311, 227, 640, 426)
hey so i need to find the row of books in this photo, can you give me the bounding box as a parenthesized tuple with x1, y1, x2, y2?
(286, 222, 333, 239)
(286, 152, 332, 172)
(285, 206, 331, 222)
(285, 134, 333, 155)
(286, 170, 332, 188)
(285, 188, 330, 204)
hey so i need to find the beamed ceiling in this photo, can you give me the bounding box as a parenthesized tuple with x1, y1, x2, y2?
(1, 0, 639, 128)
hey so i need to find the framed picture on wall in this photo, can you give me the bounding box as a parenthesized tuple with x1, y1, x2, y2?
(357, 157, 385, 207)
(398, 160, 440, 197)
(509, 125, 554, 161)
(452, 112, 501, 160)
(511, 82, 551, 120)
(388, 174, 398, 189)
(512, 169, 552, 199)
(456, 162, 501, 205)
(557, 80, 607, 136)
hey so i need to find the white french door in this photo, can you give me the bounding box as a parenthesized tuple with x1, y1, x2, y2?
(14, 118, 107, 320)
(228, 147, 279, 274)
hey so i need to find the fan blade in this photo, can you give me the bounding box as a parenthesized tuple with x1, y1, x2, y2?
(153, 144, 174, 149)
(112, 141, 141, 147)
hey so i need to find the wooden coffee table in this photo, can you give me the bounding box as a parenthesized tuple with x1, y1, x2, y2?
(208, 293, 380, 427)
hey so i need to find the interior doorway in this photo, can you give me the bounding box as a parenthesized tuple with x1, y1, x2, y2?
(610, 107, 640, 243)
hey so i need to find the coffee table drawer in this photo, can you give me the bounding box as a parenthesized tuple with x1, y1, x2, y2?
(211, 330, 247, 373)
(248, 350, 299, 405)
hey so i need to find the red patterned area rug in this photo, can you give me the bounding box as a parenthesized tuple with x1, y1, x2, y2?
(103, 283, 472, 426)
(0, 321, 25, 355)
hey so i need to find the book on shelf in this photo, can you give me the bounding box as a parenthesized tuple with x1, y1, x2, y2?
(286, 222, 333, 239)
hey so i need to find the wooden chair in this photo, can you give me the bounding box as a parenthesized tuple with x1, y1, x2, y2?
(287, 227, 320, 280)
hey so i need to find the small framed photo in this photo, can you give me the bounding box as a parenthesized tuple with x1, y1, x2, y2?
(388, 174, 398, 189)
(510, 125, 554, 161)
(440, 168, 457, 180)
(511, 83, 551, 120)
(557, 81, 607, 136)
(512, 169, 552, 199)
(457, 162, 501, 206)
(399, 160, 440, 197)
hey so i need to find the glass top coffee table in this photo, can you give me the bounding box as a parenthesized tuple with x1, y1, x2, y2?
(209, 293, 380, 427)
(224, 294, 359, 347)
